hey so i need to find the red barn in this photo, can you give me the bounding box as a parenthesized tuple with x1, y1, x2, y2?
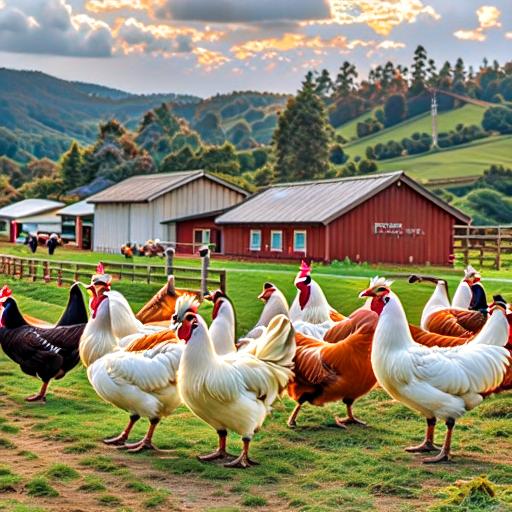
(215, 172, 470, 265)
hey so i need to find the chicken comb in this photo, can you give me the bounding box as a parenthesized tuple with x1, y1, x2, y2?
(174, 294, 200, 321)
(298, 260, 311, 278)
(96, 262, 105, 274)
(0, 285, 12, 300)
(369, 276, 394, 289)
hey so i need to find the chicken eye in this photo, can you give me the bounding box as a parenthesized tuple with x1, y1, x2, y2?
(377, 287, 387, 292)
(304, 276, 311, 285)
(185, 313, 195, 321)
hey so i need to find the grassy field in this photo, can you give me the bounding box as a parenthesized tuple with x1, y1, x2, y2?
(342, 104, 486, 161)
(0, 245, 511, 511)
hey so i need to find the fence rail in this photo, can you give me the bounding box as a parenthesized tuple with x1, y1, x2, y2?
(454, 224, 512, 270)
(0, 251, 226, 296)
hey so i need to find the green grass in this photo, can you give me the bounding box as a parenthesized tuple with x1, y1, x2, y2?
(46, 464, 79, 482)
(0, 251, 511, 510)
(25, 478, 59, 498)
(377, 135, 512, 182)
(343, 104, 486, 160)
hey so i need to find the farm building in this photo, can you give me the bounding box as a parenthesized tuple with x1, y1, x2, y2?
(215, 171, 470, 265)
(57, 200, 95, 250)
(0, 199, 64, 242)
(87, 170, 248, 253)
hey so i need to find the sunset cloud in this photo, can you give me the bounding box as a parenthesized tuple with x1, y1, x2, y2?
(192, 47, 230, 70)
(0, 0, 112, 57)
(85, 0, 150, 13)
(454, 5, 501, 42)
(303, 0, 441, 36)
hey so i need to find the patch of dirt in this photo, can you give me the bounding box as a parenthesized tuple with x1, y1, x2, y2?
(0, 398, 285, 512)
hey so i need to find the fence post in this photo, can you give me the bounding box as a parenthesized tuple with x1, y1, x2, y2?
(219, 270, 226, 293)
(43, 260, 50, 283)
(496, 226, 502, 270)
(57, 265, 63, 287)
(199, 245, 210, 297)
(165, 246, 175, 276)
(464, 225, 469, 266)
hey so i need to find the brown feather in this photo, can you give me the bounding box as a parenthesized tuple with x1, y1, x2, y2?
(124, 330, 178, 352)
(425, 310, 476, 337)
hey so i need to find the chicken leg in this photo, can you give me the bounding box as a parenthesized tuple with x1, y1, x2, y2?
(25, 382, 49, 402)
(423, 418, 455, 464)
(405, 417, 440, 453)
(287, 403, 302, 428)
(335, 398, 367, 427)
(198, 430, 235, 461)
(122, 418, 160, 452)
(224, 438, 259, 469)
(104, 414, 140, 446)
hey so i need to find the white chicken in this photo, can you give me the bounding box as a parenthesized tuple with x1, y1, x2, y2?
(237, 282, 289, 349)
(203, 290, 236, 355)
(78, 291, 197, 452)
(173, 311, 295, 468)
(290, 261, 340, 338)
(365, 277, 510, 463)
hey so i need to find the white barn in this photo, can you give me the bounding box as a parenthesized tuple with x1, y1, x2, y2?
(87, 170, 248, 253)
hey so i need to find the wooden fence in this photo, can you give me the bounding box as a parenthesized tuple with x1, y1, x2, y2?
(0, 250, 226, 296)
(454, 225, 512, 270)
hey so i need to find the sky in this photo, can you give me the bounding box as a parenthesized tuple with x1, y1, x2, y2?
(0, 0, 511, 97)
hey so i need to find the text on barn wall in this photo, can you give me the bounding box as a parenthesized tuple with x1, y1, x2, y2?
(374, 223, 425, 236)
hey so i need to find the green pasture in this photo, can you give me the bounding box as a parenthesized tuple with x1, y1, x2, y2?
(0, 250, 511, 510)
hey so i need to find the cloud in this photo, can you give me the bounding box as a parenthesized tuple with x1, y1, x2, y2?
(231, 32, 404, 60)
(192, 47, 230, 70)
(506, 32, 512, 40)
(454, 5, 501, 42)
(85, 0, 150, 13)
(304, 0, 441, 36)
(476, 5, 501, 29)
(0, 0, 112, 57)
(154, 0, 331, 23)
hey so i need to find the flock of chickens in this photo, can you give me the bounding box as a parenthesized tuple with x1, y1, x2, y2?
(0, 261, 510, 468)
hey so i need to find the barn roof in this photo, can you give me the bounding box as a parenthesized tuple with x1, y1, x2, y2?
(0, 199, 64, 220)
(216, 171, 470, 225)
(57, 200, 95, 217)
(87, 170, 249, 204)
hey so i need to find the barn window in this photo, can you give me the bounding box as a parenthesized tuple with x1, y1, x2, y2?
(194, 229, 211, 245)
(0, 220, 7, 234)
(294, 230, 306, 252)
(250, 230, 261, 251)
(271, 230, 282, 251)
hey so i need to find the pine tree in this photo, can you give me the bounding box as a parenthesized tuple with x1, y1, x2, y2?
(273, 80, 332, 182)
(60, 141, 83, 192)
(315, 69, 333, 97)
(410, 45, 428, 96)
(335, 61, 358, 96)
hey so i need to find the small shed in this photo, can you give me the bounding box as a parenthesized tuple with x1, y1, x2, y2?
(216, 172, 470, 266)
(0, 199, 64, 242)
(88, 170, 248, 253)
(57, 200, 95, 250)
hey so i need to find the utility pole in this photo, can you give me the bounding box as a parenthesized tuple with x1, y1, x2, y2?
(431, 88, 438, 148)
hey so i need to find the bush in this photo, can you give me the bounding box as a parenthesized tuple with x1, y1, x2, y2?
(356, 117, 383, 138)
(384, 94, 407, 127)
(329, 144, 347, 165)
(402, 132, 432, 155)
(437, 124, 487, 148)
(482, 106, 512, 134)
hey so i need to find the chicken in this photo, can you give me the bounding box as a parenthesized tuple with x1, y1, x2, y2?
(290, 261, 344, 338)
(0, 283, 88, 402)
(412, 266, 487, 338)
(237, 282, 289, 349)
(173, 311, 295, 468)
(135, 275, 192, 326)
(87, 265, 165, 347)
(203, 290, 236, 355)
(287, 307, 378, 428)
(366, 277, 509, 463)
(78, 291, 195, 451)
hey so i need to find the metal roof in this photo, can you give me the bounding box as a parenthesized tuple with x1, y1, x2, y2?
(216, 172, 470, 225)
(87, 170, 249, 204)
(0, 199, 64, 220)
(161, 208, 228, 224)
(57, 200, 95, 217)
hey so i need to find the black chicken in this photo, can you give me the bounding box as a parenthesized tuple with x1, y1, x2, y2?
(0, 283, 88, 402)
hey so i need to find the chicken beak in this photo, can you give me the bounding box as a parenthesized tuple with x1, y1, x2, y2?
(359, 289, 373, 298)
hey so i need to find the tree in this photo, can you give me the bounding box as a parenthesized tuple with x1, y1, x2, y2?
(200, 143, 240, 176)
(315, 69, 333, 97)
(60, 141, 83, 192)
(27, 158, 57, 180)
(410, 45, 428, 96)
(482, 106, 512, 134)
(329, 144, 347, 165)
(18, 176, 64, 200)
(0, 175, 19, 207)
(273, 80, 332, 182)
(161, 146, 198, 173)
(384, 94, 407, 127)
(335, 61, 358, 97)
(253, 165, 273, 187)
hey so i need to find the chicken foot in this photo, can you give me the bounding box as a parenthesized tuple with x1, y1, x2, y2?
(122, 418, 160, 453)
(423, 418, 455, 464)
(224, 438, 259, 469)
(104, 414, 140, 446)
(287, 403, 302, 428)
(335, 399, 367, 428)
(406, 417, 440, 453)
(25, 382, 49, 402)
(198, 430, 235, 462)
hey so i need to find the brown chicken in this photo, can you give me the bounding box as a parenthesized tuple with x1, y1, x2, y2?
(135, 276, 194, 326)
(425, 309, 485, 338)
(288, 309, 378, 428)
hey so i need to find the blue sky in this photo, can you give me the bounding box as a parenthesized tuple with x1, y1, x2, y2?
(0, 0, 510, 96)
